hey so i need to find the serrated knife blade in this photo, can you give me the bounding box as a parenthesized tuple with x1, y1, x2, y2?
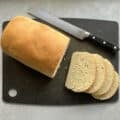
(28, 8, 119, 53)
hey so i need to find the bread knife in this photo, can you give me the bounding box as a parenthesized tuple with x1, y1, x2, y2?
(28, 8, 119, 52)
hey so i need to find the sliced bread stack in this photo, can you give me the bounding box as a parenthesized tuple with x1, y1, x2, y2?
(65, 52, 119, 100)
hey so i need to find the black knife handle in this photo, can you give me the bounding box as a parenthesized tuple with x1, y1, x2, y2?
(87, 34, 119, 52)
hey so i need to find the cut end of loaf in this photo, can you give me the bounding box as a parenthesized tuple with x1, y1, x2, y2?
(51, 38, 70, 78)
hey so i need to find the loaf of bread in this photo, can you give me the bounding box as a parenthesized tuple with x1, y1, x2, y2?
(65, 52, 96, 92)
(1, 16, 70, 78)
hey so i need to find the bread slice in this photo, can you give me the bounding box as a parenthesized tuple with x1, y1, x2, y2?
(65, 52, 96, 92)
(93, 59, 114, 96)
(1, 16, 70, 78)
(92, 72, 119, 100)
(86, 54, 105, 93)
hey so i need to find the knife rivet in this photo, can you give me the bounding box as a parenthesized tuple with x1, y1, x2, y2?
(92, 36, 95, 39)
(103, 41, 106, 44)
(114, 46, 117, 50)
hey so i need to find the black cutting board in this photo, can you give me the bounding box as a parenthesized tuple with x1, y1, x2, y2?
(2, 18, 119, 105)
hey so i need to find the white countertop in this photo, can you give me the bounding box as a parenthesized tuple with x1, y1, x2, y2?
(0, 0, 120, 120)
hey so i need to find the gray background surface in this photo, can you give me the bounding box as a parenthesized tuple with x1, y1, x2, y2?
(0, 0, 120, 120)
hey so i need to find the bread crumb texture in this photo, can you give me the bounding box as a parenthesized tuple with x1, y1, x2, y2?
(65, 52, 96, 92)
